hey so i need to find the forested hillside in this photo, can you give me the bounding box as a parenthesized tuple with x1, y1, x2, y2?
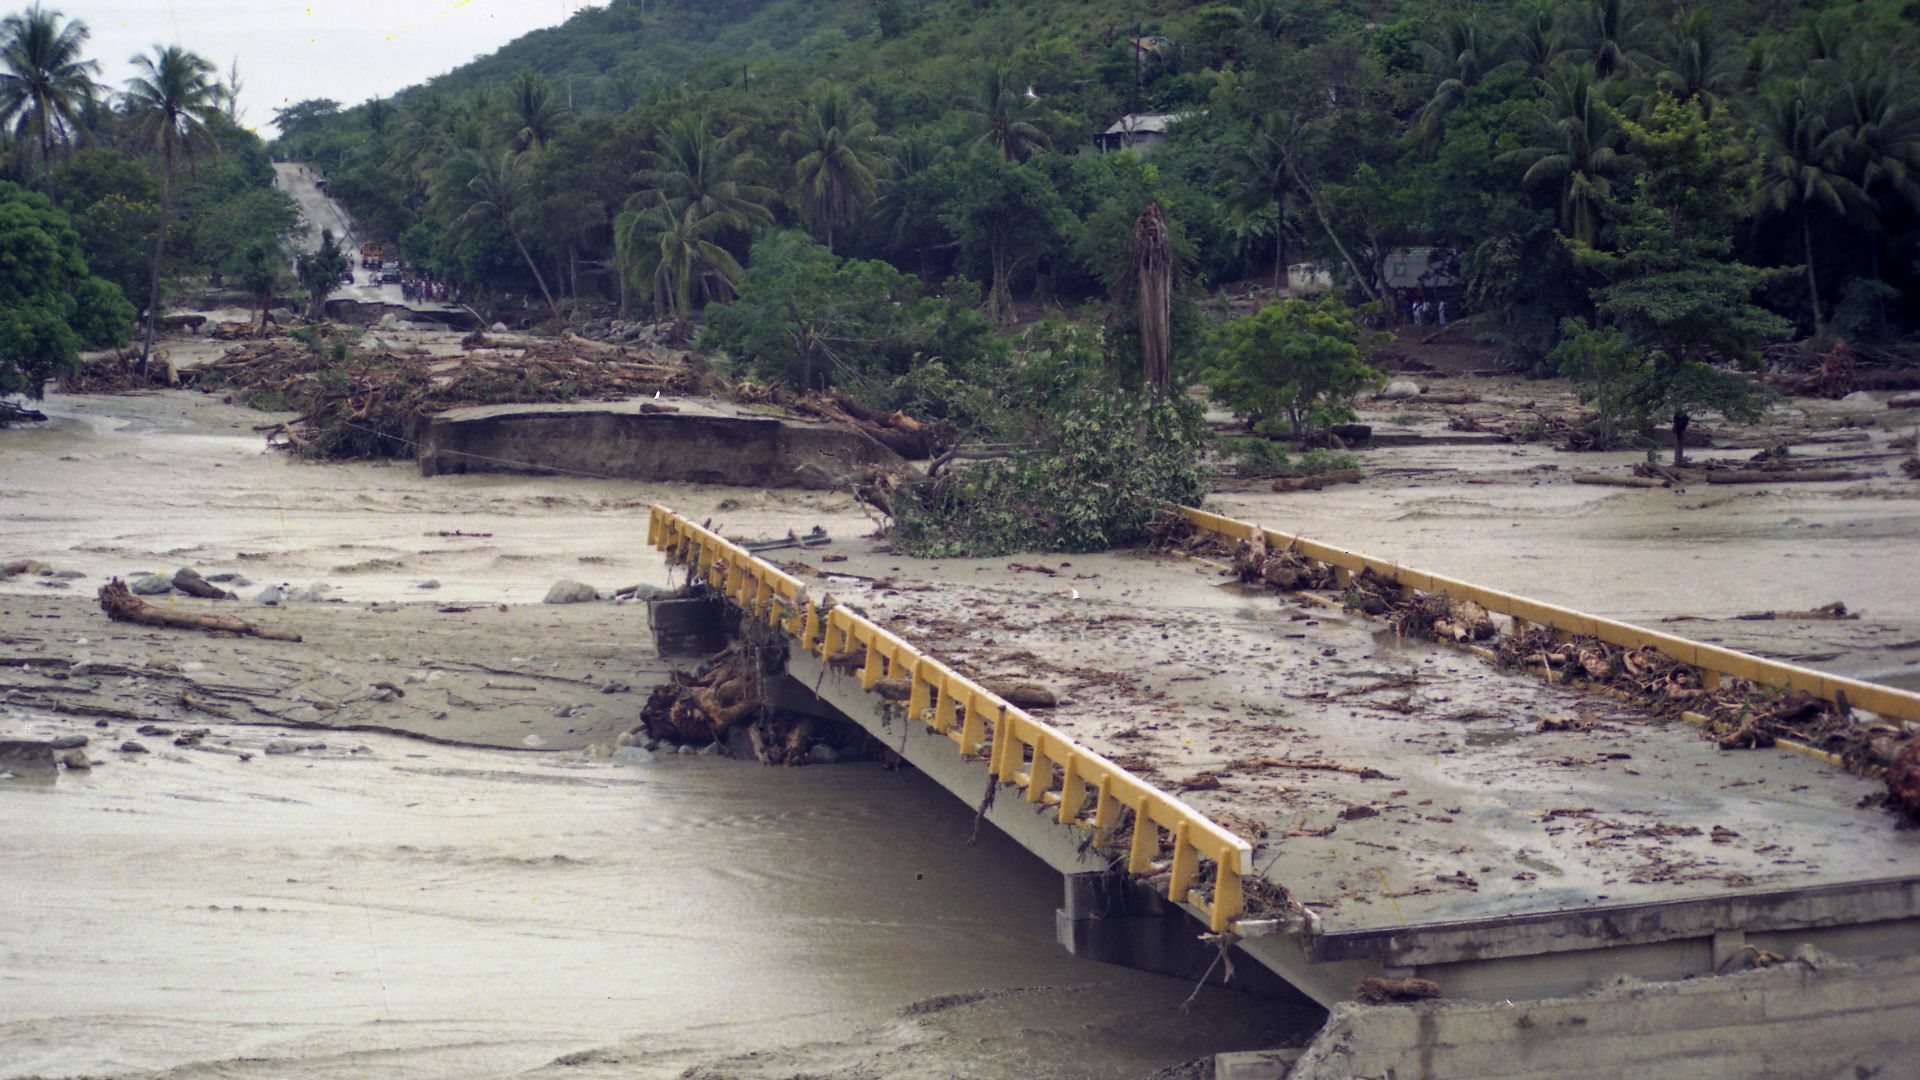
(275, 0, 1920, 382)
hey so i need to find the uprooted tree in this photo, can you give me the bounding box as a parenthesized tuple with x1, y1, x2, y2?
(891, 321, 1207, 557)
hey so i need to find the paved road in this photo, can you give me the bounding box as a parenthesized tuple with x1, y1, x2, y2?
(272, 161, 458, 315)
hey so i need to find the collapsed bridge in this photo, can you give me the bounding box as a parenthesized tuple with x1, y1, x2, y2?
(644, 504, 1920, 1076)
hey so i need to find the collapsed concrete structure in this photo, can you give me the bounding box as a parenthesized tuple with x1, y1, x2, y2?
(643, 506, 1920, 1078)
(417, 398, 907, 489)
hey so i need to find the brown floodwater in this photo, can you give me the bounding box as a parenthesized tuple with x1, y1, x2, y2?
(0, 728, 1311, 1080)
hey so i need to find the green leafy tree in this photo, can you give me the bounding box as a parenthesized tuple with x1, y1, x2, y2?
(1204, 297, 1384, 440)
(940, 150, 1066, 325)
(0, 4, 97, 183)
(198, 188, 296, 326)
(0, 180, 132, 397)
(69, 192, 159, 302)
(704, 229, 991, 391)
(124, 44, 220, 370)
(295, 227, 350, 321)
(781, 83, 878, 252)
(895, 324, 1206, 557)
(1566, 97, 1788, 465)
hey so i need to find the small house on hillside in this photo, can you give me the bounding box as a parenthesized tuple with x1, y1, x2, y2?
(1093, 112, 1185, 156)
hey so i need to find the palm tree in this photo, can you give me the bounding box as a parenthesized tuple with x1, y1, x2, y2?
(124, 44, 219, 371)
(363, 97, 393, 138)
(962, 62, 1051, 162)
(612, 204, 743, 318)
(0, 5, 98, 181)
(503, 69, 569, 152)
(1499, 1, 1568, 81)
(1413, 15, 1494, 147)
(439, 147, 561, 321)
(1825, 62, 1920, 233)
(1500, 64, 1631, 246)
(631, 112, 774, 232)
(1655, 9, 1740, 108)
(867, 130, 949, 274)
(1751, 83, 1872, 331)
(1223, 111, 1301, 291)
(1570, 0, 1648, 80)
(782, 84, 878, 252)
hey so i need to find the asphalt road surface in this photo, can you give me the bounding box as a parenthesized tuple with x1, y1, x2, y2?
(273, 161, 456, 313)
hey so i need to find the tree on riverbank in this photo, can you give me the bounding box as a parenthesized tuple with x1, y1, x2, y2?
(0, 180, 133, 397)
(124, 44, 220, 373)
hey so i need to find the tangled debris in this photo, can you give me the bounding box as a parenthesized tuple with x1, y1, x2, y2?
(732, 381, 939, 459)
(633, 641, 874, 766)
(184, 331, 720, 459)
(1197, 526, 1920, 821)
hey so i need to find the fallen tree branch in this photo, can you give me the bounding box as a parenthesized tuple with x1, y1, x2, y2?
(98, 579, 302, 642)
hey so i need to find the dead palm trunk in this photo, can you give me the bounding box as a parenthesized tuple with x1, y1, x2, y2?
(1134, 202, 1172, 388)
(138, 143, 176, 377)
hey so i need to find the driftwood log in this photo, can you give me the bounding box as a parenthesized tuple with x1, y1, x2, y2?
(98, 579, 301, 641)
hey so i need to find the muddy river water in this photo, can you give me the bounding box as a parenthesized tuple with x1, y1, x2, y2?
(2, 731, 1304, 1079)
(1, 389, 1307, 1078)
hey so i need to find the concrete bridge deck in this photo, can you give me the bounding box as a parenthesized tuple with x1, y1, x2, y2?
(646, 507, 1920, 1015)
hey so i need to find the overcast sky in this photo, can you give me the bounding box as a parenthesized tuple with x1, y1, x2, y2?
(51, 1, 598, 136)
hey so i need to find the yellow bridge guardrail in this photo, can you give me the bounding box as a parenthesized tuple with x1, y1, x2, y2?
(647, 505, 1256, 933)
(1181, 506, 1920, 724)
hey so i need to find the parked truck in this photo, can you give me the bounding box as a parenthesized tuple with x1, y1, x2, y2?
(360, 241, 386, 270)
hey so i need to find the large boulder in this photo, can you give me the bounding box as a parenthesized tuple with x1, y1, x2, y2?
(129, 574, 174, 596)
(1381, 380, 1423, 400)
(544, 580, 598, 604)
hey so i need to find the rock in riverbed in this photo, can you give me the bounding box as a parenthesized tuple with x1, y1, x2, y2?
(544, 580, 598, 604)
(130, 574, 174, 595)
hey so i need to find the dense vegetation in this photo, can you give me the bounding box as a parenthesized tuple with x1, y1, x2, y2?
(274, 0, 1918, 373)
(0, 4, 292, 392)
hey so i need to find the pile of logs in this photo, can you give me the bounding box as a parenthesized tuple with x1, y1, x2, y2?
(184, 335, 717, 460)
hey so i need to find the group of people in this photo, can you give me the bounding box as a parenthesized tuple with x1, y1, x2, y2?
(401, 277, 464, 305)
(1396, 291, 1449, 327)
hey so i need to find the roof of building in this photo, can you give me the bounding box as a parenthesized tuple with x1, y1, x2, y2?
(1101, 112, 1186, 136)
